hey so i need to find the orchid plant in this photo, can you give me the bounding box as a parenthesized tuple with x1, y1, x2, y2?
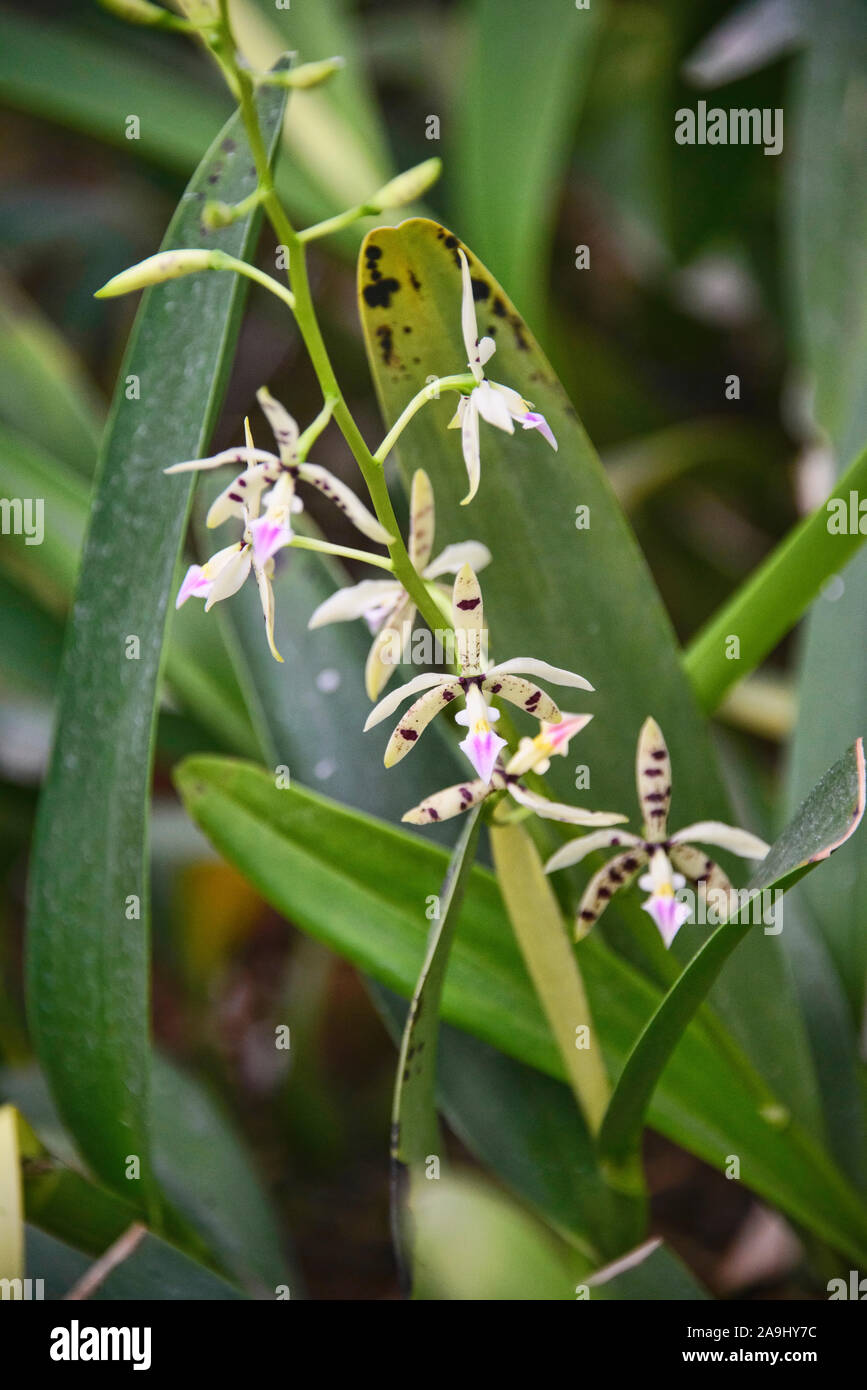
(20, 0, 867, 1309)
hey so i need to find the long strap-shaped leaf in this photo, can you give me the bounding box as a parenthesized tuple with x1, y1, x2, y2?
(26, 69, 290, 1209)
(390, 806, 483, 1294)
(598, 741, 866, 1175)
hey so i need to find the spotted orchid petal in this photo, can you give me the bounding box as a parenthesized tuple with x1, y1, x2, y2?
(164, 445, 279, 476)
(521, 411, 558, 450)
(402, 777, 492, 825)
(364, 671, 453, 731)
(296, 463, 393, 544)
(408, 468, 435, 572)
(507, 783, 629, 828)
(423, 540, 491, 580)
(206, 462, 279, 529)
(669, 844, 732, 896)
(383, 680, 462, 767)
(486, 656, 594, 692)
(482, 672, 561, 723)
(544, 827, 642, 874)
(670, 821, 770, 860)
(636, 716, 671, 839)
(452, 563, 486, 673)
(308, 579, 402, 630)
(364, 594, 415, 701)
(256, 386, 300, 462)
(575, 849, 649, 938)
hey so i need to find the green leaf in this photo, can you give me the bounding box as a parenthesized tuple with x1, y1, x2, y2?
(175, 756, 867, 1263)
(0, 1105, 23, 1279)
(597, 741, 866, 1176)
(411, 1172, 576, 1300)
(450, 0, 604, 327)
(371, 984, 620, 1263)
(26, 71, 290, 1207)
(357, 216, 726, 819)
(25, 1225, 243, 1301)
(684, 443, 867, 712)
(585, 1237, 710, 1301)
(0, 9, 229, 174)
(390, 806, 483, 1290)
(0, 277, 103, 477)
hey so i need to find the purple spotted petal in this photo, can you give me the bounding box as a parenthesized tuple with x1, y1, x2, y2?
(459, 728, 508, 784)
(176, 564, 210, 609)
(250, 515, 291, 567)
(521, 412, 557, 451)
(641, 893, 690, 948)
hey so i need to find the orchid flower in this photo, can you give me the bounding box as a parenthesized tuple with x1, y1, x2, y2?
(448, 248, 557, 504)
(543, 717, 769, 947)
(175, 421, 283, 661)
(364, 563, 593, 783)
(308, 469, 491, 700)
(402, 713, 626, 829)
(165, 387, 392, 570)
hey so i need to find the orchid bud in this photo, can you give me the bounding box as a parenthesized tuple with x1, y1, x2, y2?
(366, 158, 442, 213)
(95, 250, 217, 298)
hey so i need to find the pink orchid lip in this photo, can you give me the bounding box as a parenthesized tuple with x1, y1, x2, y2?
(250, 516, 290, 567)
(546, 713, 592, 750)
(460, 729, 508, 784)
(642, 893, 690, 948)
(521, 412, 558, 450)
(176, 565, 210, 609)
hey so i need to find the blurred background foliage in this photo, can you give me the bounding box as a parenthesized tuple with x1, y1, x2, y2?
(0, 0, 865, 1297)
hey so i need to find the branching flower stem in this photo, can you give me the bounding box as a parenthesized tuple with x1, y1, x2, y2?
(228, 55, 450, 642)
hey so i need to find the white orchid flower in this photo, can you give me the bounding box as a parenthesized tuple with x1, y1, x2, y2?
(543, 717, 770, 947)
(308, 469, 490, 700)
(175, 419, 283, 661)
(364, 563, 593, 784)
(402, 712, 626, 829)
(448, 248, 557, 504)
(165, 387, 392, 569)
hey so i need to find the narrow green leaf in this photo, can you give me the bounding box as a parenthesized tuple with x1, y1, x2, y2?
(175, 756, 867, 1262)
(0, 278, 103, 477)
(0, 1105, 23, 1279)
(684, 443, 867, 712)
(451, 0, 603, 327)
(585, 1237, 710, 1302)
(25, 1225, 243, 1301)
(390, 806, 483, 1290)
(597, 741, 866, 1172)
(26, 72, 290, 1205)
(489, 822, 611, 1137)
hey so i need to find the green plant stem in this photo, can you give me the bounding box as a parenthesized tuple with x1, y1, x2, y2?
(373, 374, 475, 464)
(288, 535, 394, 570)
(208, 251, 295, 311)
(298, 203, 375, 244)
(684, 442, 867, 712)
(231, 63, 449, 641)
